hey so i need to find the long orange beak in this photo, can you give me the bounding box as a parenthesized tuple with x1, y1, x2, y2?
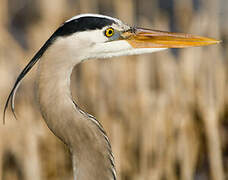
(122, 27, 220, 48)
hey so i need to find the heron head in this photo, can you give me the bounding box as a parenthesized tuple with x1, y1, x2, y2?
(54, 14, 220, 60)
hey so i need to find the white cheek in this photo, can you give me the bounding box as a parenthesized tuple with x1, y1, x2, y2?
(93, 40, 132, 53)
(88, 40, 131, 59)
(55, 30, 108, 60)
(75, 30, 108, 43)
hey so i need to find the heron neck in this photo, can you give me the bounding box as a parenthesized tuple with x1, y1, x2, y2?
(36, 48, 116, 180)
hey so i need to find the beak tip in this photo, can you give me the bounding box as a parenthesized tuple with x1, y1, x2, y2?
(209, 39, 222, 46)
(218, 40, 222, 44)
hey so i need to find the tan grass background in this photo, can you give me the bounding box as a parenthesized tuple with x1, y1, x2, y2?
(0, 0, 227, 179)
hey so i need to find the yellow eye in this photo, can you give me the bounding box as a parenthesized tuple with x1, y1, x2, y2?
(105, 28, 114, 37)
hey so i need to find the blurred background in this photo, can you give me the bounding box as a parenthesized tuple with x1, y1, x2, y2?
(0, 0, 227, 179)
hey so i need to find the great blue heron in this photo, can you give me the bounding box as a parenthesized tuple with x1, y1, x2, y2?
(3, 14, 219, 180)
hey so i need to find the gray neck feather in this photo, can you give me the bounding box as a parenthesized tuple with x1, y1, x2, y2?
(36, 40, 116, 180)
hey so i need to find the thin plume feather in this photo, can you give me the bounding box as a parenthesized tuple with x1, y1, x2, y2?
(3, 35, 56, 124)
